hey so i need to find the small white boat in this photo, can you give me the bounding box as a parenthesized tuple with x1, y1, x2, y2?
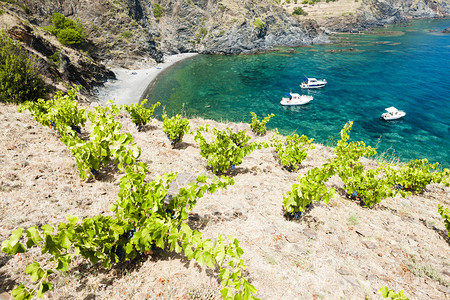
(280, 93, 313, 106)
(381, 106, 406, 120)
(300, 77, 327, 89)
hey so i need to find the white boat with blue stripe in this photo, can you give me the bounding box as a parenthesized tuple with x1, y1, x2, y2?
(280, 93, 313, 106)
(301, 77, 327, 89)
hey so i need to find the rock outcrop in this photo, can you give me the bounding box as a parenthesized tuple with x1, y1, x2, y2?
(328, 0, 450, 31)
(1, 10, 115, 98)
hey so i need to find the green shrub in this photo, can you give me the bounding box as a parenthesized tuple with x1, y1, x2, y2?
(121, 99, 160, 131)
(0, 32, 48, 103)
(250, 112, 274, 135)
(45, 13, 85, 46)
(438, 204, 450, 238)
(57, 28, 83, 45)
(20, 4, 31, 14)
(49, 50, 62, 66)
(152, 3, 165, 18)
(195, 125, 263, 174)
(272, 131, 315, 171)
(162, 114, 190, 146)
(0, 9, 5, 15)
(253, 18, 265, 30)
(120, 31, 132, 39)
(378, 286, 409, 300)
(292, 7, 308, 16)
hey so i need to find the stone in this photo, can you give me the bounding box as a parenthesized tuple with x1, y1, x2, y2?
(303, 228, 317, 239)
(362, 241, 378, 249)
(343, 275, 360, 287)
(436, 285, 450, 294)
(0, 293, 10, 300)
(285, 232, 301, 244)
(337, 267, 352, 276)
(408, 238, 418, 247)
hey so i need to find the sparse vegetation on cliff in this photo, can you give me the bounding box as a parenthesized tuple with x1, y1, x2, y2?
(0, 32, 47, 103)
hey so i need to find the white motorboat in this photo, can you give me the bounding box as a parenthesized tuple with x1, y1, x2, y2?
(300, 77, 327, 89)
(381, 106, 406, 120)
(280, 93, 313, 106)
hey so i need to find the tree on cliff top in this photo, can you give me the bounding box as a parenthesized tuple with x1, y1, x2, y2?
(45, 13, 86, 46)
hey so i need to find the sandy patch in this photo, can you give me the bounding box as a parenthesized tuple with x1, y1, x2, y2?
(95, 53, 198, 105)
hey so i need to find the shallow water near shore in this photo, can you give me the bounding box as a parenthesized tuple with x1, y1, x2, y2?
(146, 19, 450, 167)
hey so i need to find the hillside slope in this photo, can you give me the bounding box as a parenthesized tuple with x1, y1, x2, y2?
(0, 103, 449, 299)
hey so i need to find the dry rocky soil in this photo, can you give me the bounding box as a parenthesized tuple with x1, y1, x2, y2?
(284, 0, 362, 24)
(1, 102, 450, 300)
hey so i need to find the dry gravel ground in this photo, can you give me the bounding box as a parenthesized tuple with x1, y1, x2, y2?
(284, 0, 362, 27)
(1, 102, 450, 300)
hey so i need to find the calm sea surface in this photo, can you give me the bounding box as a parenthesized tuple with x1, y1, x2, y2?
(145, 19, 450, 167)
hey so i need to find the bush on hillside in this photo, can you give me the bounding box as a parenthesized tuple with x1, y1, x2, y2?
(152, 3, 165, 18)
(0, 32, 48, 103)
(45, 13, 86, 46)
(253, 18, 265, 30)
(292, 7, 308, 16)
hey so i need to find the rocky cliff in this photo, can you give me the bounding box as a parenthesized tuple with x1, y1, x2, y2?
(327, 0, 450, 31)
(1, 0, 449, 94)
(2, 0, 330, 66)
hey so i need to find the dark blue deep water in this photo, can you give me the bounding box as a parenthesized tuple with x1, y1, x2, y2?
(146, 19, 450, 167)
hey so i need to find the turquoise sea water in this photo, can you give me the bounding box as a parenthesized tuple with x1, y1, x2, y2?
(146, 19, 450, 167)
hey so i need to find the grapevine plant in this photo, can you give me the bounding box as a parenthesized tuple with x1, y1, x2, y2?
(121, 99, 160, 131)
(331, 122, 449, 207)
(18, 98, 52, 127)
(2, 164, 258, 299)
(438, 204, 450, 238)
(250, 112, 274, 135)
(378, 286, 409, 300)
(330, 121, 400, 208)
(282, 163, 336, 218)
(272, 130, 315, 171)
(162, 114, 190, 146)
(383, 159, 450, 193)
(61, 102, 141, 179)
(18, 86, 86, 134)
(20, 89, 142, 180)
(46, 86, 86, 134)
(195, 125, 265, 174)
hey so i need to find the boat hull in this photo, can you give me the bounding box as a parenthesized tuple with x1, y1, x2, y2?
(381, 112, 406, 120)
(300, 83, 326, 89)
(300, 78, 327, 89)
(280, 95, 313, 106)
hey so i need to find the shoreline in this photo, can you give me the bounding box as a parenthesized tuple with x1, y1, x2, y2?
(95, 53, 198, 105)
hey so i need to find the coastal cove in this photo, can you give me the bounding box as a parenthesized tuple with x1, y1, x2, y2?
(145, 18, 450, 167)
